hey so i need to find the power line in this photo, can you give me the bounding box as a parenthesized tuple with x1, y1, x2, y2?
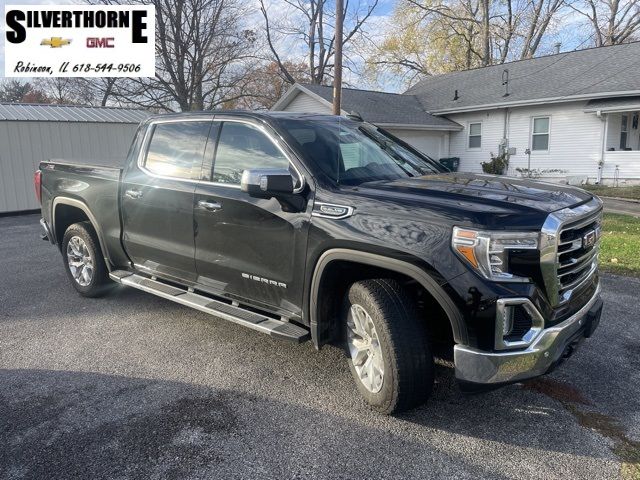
(564, 56, 640, 98)
(509, 31, 598, 82)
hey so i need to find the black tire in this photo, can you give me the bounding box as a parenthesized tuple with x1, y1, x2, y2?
(343, 279, 434, 414)
(61, 221, 111, 298)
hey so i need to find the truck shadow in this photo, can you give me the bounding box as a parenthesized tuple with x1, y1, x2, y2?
(0, 368, 520, 480)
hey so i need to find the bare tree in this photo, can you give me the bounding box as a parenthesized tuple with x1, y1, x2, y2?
(90, 0, 259, 111)
(33, 77, 123, 106)
(0, 80, 50, 103)
(405, 0, 569, 66)
(259, 0, 379, 85)
(80, 78, 120, 106)
(226, 61, 311, 110)
(0, 80, 34, 103)
(518, 0, 566, 59)
(404, 0, 492, 65)
(368, 0, 573, 87)
(572, 0, 640, 45)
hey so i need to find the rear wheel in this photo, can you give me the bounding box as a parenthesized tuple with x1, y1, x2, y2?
(62, 222, 111, 297)
(343, 279, 434, 414)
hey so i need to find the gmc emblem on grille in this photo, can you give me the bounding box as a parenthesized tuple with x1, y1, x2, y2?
(582, 229, 597, 248)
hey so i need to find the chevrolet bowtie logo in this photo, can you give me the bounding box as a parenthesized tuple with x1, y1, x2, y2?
(41, 37, 72, 48)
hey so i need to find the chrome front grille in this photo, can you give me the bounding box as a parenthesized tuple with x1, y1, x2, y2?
(557, 211, 601, 299)
(540, 198, 603, 306)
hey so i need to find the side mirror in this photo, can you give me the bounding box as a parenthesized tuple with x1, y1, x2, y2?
(241, 168, 295, 197)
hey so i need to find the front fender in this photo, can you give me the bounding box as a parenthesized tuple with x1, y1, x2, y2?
(308, 248, 467, 348)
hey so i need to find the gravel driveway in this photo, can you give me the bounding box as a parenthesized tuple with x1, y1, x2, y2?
(1, 214, 638, 480)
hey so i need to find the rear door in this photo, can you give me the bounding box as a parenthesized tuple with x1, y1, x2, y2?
(193, 117, 312, 317)
(121, 117, 213, 282)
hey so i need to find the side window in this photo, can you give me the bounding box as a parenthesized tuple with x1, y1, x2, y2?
(531, 116, 550, 151)
(144, 121, 211, 179)
(468, 122, 482, 149)
(213, 122, 289, 185)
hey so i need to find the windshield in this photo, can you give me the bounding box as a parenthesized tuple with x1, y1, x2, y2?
(276, 117, 445, 186)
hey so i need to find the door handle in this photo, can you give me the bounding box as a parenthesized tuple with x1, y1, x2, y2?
(125, 189, 143, 199)
(197, 200, 222, 211)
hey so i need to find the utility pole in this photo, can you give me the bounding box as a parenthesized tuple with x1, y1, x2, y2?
(332, 0, 343, 115)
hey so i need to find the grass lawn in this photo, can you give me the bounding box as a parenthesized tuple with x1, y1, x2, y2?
(581, 185, 640, 201)
(600, 213, 640, 277)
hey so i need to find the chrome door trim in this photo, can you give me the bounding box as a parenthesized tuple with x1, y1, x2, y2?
(211, 115, 307, 194)
(135, 115, 308, 194)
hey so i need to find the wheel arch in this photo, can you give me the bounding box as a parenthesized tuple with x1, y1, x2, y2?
(52, 196, 112, 270)
(309, 248, 467, 348)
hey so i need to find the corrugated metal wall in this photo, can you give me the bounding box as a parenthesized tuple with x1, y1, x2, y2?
(0, 121, 139, 213)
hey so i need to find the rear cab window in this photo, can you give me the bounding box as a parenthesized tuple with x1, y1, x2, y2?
(143, 121, 212, 180)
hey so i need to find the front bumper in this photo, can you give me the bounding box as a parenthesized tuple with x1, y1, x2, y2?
(454, 282, 602, 385)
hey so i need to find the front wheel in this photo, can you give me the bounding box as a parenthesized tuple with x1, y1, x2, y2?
(343, 279, 434, 414)
(62, 222, 111, 297)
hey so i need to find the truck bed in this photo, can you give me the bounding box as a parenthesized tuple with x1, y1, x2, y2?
(39, 158, 129, 268)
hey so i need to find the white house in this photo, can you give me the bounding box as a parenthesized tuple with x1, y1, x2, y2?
(273, 42, 640, 184)
(273, 83, 462, 160)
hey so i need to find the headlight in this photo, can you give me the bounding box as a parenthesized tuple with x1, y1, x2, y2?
(452, 227, 538, 282)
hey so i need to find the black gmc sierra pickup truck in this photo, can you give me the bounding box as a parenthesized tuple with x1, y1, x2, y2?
(36, 111, 604, 413)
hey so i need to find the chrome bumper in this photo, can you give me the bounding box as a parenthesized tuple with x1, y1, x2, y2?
(454, 283, 602, 385)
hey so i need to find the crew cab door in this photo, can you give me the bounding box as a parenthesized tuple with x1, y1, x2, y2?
(193, 117, 311, 317)
(121, 117, 213, 282)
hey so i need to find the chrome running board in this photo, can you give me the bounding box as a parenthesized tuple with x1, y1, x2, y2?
(109, 270, 309, 343)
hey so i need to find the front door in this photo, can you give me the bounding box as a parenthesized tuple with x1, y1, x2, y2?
(121, 118, 213, 282)
(194, 118, 311, 317)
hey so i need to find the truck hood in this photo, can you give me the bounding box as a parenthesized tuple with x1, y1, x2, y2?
(358, 172, 593, 214)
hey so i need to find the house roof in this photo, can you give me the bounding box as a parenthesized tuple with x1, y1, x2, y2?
(0, 103, 151, 123)
(406, 42, 640, 114)
(274, 83, 462, 130)
(584, 96, 640, 113)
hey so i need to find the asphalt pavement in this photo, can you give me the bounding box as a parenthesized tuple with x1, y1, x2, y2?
(1, 214, 639, 479)
(603, 197, 640, 218)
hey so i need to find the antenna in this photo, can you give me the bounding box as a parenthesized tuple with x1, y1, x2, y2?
(502, 69, 510, 97)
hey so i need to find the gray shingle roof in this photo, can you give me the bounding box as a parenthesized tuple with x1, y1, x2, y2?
(406, 42, 640, 113)
(0, 103, 151, 123)
(584, 96, 640, 111)
(301, 84, 461, 129)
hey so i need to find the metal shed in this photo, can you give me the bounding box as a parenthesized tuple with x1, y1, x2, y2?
(0, 103, 150, 213)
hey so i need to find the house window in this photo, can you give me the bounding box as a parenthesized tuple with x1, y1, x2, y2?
(531, 117, 550, 151)
(620, 115, 628, 149)
(468, 122, 482, 149)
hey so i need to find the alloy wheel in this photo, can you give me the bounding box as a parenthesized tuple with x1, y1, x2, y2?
(66, 236, 94, 287)
(346, 304, 384, 393)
